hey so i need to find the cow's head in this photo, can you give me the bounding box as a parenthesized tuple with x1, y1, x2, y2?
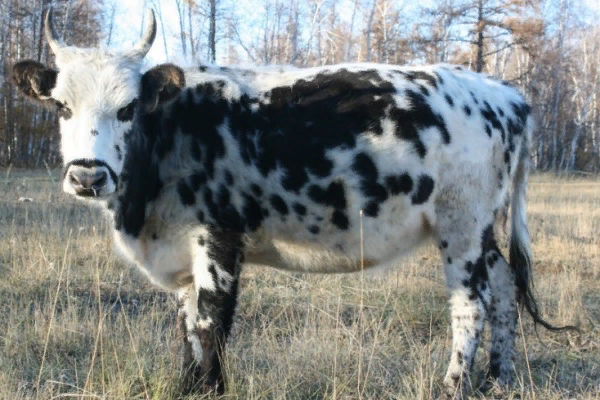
(12, 10, 184, 199)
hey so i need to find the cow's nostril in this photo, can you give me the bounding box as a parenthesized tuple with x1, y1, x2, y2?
(69, 172, 80, 185)
(93, 172, 107, 189)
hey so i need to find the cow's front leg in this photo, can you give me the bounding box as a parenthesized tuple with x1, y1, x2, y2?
(177, 228, 243, 395)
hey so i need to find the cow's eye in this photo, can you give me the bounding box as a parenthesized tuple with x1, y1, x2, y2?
(117, 99, 137, 122)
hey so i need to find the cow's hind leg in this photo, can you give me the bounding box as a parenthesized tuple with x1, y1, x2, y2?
(436, 212, 497, 399)
(484, 247, 517, 391)
(177, 228, 243, 395)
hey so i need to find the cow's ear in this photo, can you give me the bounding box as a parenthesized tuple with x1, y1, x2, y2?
(12, 60, 58, 108)
(140, 63, 185, 113)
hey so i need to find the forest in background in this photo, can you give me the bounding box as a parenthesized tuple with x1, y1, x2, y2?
(0, 0, 599, 172)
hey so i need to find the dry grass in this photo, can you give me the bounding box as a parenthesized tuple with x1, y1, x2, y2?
(0, 169, 599, 400)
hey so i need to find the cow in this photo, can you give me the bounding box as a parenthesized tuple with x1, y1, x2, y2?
(12, 10, 573, 399)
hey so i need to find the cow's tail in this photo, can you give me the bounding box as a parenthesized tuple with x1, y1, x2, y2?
(509, 121, 577, 332)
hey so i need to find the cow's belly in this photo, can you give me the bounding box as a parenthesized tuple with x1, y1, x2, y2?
(245, 207, 434, 273)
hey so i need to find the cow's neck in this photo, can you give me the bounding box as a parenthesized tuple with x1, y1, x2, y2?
(109, 109, 165, 238)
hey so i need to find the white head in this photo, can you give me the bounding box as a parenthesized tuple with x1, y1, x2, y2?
(12, 10, 183, 199)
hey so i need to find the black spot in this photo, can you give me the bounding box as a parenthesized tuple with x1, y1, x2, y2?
(199, 65, 208, 72)
(191, 140, 202, 161)
(307, 181, 346, 210)
(465, 261, 473, 273)
(392, 89, 450, 153)
(352, 153, 388, 216)
(363, 201, 380, 217)
(197, 210, 205, 222)
(384, 174, 413, 195)
(250, 184, 263, 197)
(217, 185, 231, 208)
(481, 100, 505, 138)
(189, 171, 207, 191)
(411, 175, 434, 205)
(504, 150, 510, 164)
(198, 236, 205, 246)
(293, 203, 307, 216)
(497, 107, 504, 117)
(270, 194, 289, 215)
(444, 94, 454, 107)
(470, 91, 479, 105)
(114, 145, 122, 161)
(331, 210, 349, 230)
(91, 129, 99, 136)
(177, 179, 195, 205)
(224, 170, 234, 185)
(308, 225, 320, 234)
(152, 233, 158, 240)
(485, 125, 492, 137)
(400, 70, 438, 89)
(463, 105, 471, 116)
(242, 194, 263, 232)
(441, 240, 448, 249)
(447, 257, 452, 264)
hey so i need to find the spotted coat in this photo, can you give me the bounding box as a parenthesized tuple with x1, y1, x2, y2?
(12, 10, 569, 399)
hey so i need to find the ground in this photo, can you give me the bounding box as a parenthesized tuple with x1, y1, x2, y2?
(0, 168, 598, 399)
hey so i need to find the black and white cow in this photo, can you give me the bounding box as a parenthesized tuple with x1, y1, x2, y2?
(13, 10, 571, 399)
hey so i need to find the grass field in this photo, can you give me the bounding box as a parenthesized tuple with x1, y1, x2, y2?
(0, 169, 599, 399)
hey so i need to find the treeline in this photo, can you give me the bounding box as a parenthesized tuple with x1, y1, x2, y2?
(1, 0, 599, 172)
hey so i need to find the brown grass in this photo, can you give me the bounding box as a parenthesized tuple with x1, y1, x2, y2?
(0, 169, 599, 399)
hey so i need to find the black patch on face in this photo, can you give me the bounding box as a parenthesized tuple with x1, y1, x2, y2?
(444, 94, 454, 107)
(384, 173, 413, 195)
(115, 145, 122, 161)
(177, 179, 196, 205)
(331, 210, 349, 230)
(308, 225, 320, 234)
(270, 194, 289, 215)
(411, 175, 434, 205)
(117, 99, 137, 122)
(463, 105, 471, 116)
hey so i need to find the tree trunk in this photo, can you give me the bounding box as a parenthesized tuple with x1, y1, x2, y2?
(475, 0, 484, 72)
(365, 0, 376, 62)
(209, 0, 216, 63)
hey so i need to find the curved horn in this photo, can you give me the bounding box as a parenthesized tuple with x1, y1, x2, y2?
(131, 10, 157, 59)
(44, 9, 62, 54)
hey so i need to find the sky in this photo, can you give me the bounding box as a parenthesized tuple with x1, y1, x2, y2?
(106, 0, 600, 67)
